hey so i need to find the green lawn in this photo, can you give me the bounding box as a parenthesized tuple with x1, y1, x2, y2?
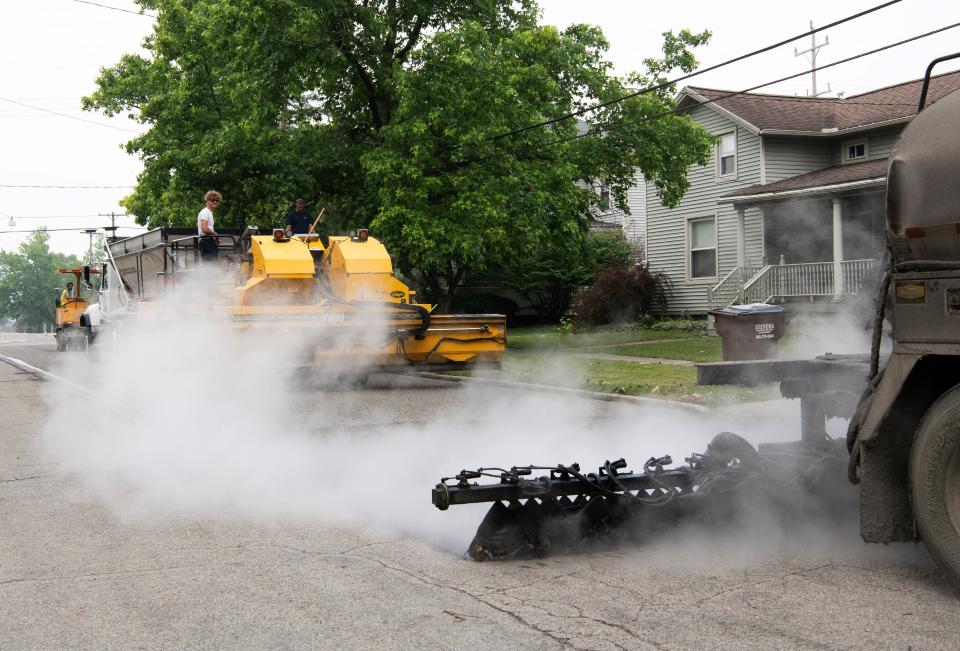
(494, 353, 776, 405)
(444, 323, 775, 405)
(581, 360, 774, 404)
(506, 325, 702, 350)
(602, 337, 722, 363)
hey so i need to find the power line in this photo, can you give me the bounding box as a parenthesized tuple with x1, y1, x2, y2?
(0, 184, 135, 189)
(564, 20, 960, 147)
(3, 215, 108, 220)
(488, 0, 903, 143)
(0, 96, 144, 134)
(71, 0, 156, 18)
(0, 227, 146, 234)
(438, 21, 960, 171)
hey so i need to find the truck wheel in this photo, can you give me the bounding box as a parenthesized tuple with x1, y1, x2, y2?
(910, 385, 960, 590)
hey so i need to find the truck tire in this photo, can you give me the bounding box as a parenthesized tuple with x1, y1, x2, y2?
(910, 385, 960, 590)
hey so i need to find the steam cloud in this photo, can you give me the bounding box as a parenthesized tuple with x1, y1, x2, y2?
(41, 272, 856, 557)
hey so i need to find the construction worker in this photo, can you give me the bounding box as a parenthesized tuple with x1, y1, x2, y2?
(285, 198, 311, 235)
(197, 190, 222, 260)
(59, 282, 74, 306)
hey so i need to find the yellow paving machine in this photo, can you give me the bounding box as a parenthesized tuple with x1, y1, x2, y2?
(55, 267, 98, 351)
(95, 226, 505, 373)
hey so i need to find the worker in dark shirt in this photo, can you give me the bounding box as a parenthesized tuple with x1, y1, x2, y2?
(285, 198, 312, 235)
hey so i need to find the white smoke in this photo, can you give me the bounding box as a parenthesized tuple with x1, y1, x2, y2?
(41, 270, 849, 556)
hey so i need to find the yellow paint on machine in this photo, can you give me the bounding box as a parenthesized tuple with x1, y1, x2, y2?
(224, 230, 504, 369)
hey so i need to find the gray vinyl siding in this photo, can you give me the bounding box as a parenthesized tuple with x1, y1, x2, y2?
(831, 126, 904, 164)
(764, 137, 832, 182)
(866, 127, 903, 159)
(645, 105, 762, 315)
(625, 171, 646, 245)
(591, 171, 646, 246)
(743, 206, 764, 267)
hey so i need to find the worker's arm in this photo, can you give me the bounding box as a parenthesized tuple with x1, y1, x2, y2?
(199, 218, 218, 237)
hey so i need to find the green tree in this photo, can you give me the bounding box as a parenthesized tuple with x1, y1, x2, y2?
(83, 0, 536, 232)
(84, 2, 712, 310)
(365, 23, 712, 309)
(476, 230, 634, 322)
(0, 231, 82, 332)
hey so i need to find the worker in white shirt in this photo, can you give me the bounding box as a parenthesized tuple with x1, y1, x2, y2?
(197, 190, 222, 260)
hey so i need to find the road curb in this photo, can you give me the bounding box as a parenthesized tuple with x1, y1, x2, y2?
(408, 371, 711, 415)
(0, 354, 94, 396)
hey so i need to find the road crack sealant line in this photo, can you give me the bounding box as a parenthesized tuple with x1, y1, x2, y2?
(407, 371, 710, 415)
(0, 353, 94, 397)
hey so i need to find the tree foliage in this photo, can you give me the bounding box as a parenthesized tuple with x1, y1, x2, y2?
(0, 231, 82, 332)
(84, 0, 537, 232)
(479, 230, 633, 322)
(84, 1, 713, 309)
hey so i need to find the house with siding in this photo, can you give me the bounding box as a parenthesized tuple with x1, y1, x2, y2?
(641, 69, 960, 315)
(591, 170, 647, 244)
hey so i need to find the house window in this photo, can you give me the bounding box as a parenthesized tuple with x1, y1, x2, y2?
(689, 217, 717, 279)
(844, 139, 868, 162)
(718, 131, 736, 177)
(599, 183, 610, 211)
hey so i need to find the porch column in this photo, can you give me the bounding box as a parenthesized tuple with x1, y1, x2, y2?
(832, 198, 844, 298)
(736, 208, 747, 303)
(736, 208, 746, 267)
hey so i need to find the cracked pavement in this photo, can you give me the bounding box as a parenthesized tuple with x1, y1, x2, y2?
(2, 337, 959, 649)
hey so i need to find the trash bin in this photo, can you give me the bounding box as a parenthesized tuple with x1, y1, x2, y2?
(709, 303, 786, 361)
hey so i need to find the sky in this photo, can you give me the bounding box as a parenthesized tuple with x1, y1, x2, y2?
(1, 0, 958, 258)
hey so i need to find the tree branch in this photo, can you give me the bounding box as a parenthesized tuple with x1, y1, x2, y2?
(395, 15, 425, 62)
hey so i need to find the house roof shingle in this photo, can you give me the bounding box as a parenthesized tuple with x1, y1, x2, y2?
(723, 158, 888, 200)
(684, 69, 960, 134)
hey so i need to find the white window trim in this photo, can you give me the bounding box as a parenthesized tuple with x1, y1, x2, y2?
(843, 138, 869, 163)
(686, 214, 719, 283)
(716, 129, 738, 181)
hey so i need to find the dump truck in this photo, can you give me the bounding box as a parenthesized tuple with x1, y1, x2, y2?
(432, 55, 960, 588)
(83, 225, 505, 373)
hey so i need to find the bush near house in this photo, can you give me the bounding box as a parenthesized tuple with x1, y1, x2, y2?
(575, 264, 669, 327)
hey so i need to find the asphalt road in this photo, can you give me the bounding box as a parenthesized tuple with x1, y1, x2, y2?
(2, 334, 958, 649)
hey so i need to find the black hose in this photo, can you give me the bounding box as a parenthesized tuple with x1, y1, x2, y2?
(846, 256, 893, 484)
(869, 268, 892, 379)
(350, 300, 431, 338)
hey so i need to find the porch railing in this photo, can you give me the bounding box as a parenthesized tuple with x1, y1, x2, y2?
(707, 259, 880, 309)
(738, 258, 880, 305)
(707, 266, 762, 310)
(842, 258, 881, 294)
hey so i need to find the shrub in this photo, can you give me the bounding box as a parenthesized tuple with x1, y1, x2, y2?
(649, 319, 704, 332)
(575, 264, 668, 327)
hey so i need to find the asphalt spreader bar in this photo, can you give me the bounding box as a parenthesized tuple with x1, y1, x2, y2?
(0, 354, 94, 396)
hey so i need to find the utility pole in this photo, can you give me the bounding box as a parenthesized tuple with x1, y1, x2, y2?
(83, 228, 99, 266)
(795, 20, 831, 97)
(98, 211, 127, 242)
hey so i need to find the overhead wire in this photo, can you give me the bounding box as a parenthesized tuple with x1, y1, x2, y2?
(3, 215, 109, 220)
(486, 0, 904, 143)
(0, 184, 135, 189)
(0, 96, 144, 134)
(559, 20, 960, 148)
(70, 0, 156, 18)
(0, 227, 147, 234)
(441, 20, 960, 167)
